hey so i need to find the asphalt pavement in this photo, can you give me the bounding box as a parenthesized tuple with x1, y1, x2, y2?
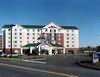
(0, 54, 100, 77)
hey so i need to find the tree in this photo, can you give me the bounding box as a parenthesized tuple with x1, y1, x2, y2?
(96, 46, 100, 52)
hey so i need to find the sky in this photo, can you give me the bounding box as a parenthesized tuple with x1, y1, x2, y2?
(0, 0, 100, 47)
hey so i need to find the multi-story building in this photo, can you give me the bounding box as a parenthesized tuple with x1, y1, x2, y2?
(2, 22, 79, 54)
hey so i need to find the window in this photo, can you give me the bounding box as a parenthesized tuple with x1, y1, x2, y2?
(50, 29, 52, 32)
(66, 41, 69, 43)
(45, 29, 47, 32)
(72, 37, 74, 40)
(67, 45, 69, 47)
(8, 41, 11, 43)
(8, 29, 10, 31)
(27, 37, 29, 39)
(66, 30, 69, 32)
(20, 41, 22, 43)
(8, 37, 11, 39)
(58, 29, 61, 32)
(14, 45, 17, 47)
(54, 29, 56, 32)
(15, 29, 17, 31)
(67, 37, 69, 40)
(8, 33, 11, 35)
(8, 45, 11, 47)
(33, 29, 34, 32)
(27, 29, 29, 31)
(15, 33, 17, 35)
(27, 33, 29, 35)
(15, 37, 17, 39)
(67, 34, 69, 36)
(32, 37, 34, 39)
(37, 29, 40, 32)
(20, 37, 22, 39)
(72, 30, 74, 32)
(20, 29, 22, 31)
(27, 41, 29, 43)
(33, 33, 35, 35)
(58, 38, 60, 40)
(72, 34, 74, 36)
(20, 33, 22, 35)
(72, 41, 74, 43)
(20, 45, 22, 47)
(14, 41, 17, 43)
(72, 45, 74, 47)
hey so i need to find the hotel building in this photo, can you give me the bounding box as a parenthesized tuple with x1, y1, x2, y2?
(2, 22, 79, 55)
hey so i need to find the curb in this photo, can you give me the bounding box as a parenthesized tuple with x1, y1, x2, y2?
(78, 61, 100, 71)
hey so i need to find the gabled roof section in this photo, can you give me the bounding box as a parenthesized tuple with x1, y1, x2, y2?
(2, 24, 15, 28)
(43, 22, 62, 29)
(61, 26, 79, 29)
(21, 25, 45, 28)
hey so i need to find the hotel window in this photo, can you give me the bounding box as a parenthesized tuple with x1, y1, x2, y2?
(15, 37, 17, 39)
(72, 41, 74, 43)
(50, 29, 52, 32)
(15, 33, 17, 35)
(27, 37, 29, 39)
(66, 30, 69, 32)
(67, 37, 69, 40)
(45, 29, 47, 32)
(66, 41, 69, 43)
(32, 37, 34, 39)
(20, 33, 22, 35)
(58, 38, 60, 40)
(8, 33, 11, 35)
(37, 29, 40, 32)
(58, 34, 61, 38)
(14, 45, 17, 47)
(20, 41, 22, 43)
(72, 45, 74, 47)
(67, 34, 69, 36)
(33, 33, 35, 35)
(67, 45, 69, 47)
(27, 33, 29, 35)
(72, 34, 74, 36)
(8, 29, 10, 31)
(72, 37, 74, 40)
(27, 41, 29, 43)
(8, 45, 11, 47)
(20, 45, 22, 47)
(54, 29, 56, 32)
(8, 41, 11, 43)
(15, 29, 17, 31)
(14, 41, 17, 43)
(20, 29, 22, 31)
(27, 29, 29, 31)
(20, 37, 22, 39)
(58, 29, 61, 32)
(33, 29, 34, 32)
(8, 37, 11, 39)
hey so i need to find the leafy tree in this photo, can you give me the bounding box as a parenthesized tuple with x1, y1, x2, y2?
(96, 46, 100, 52)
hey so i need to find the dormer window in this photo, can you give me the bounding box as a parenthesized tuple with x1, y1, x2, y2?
(45, 29, 47, 32)
(54, 29, 56, 32)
